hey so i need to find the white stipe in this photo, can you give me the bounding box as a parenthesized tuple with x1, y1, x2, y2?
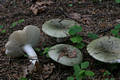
(23, 44, 38, 65)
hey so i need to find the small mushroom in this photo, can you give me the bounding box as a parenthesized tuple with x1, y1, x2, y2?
(42, 19, 79, 42)
(48, 44, 83, 66)
(5, 25, 40, 65)
(87, 36, 120, 63)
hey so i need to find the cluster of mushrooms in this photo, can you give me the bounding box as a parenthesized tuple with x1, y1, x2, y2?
(5, 19, 120, 72)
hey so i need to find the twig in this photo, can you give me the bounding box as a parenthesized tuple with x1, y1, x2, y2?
(96, 26, 114, 34)
(58, 7, 81, 24)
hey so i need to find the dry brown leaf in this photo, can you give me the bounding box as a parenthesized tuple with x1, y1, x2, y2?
(42, 63, 55, 79)
(36, 1, 53, 6)
(1, 47, 5, 52)
(99, 22, 107, 28)
(99, 69, 105, 73)
(34, 61, 42, 73)
(68, 49, 77, 58)
(30, 5, 38, 15)
(57, 52, 65, 61)
(57, 47, 77, 61)
(69, 13, 81, 20)
(30, 1, 54, 15)
(23, 63, 34, 77)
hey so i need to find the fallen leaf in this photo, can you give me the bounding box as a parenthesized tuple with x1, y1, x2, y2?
(34, 61, 42, 73)
(23, 63, 34, 77)
(36, 1, 53, 6)
(68, 49, 77, 58)
(30, 1, 54, 15)
(30, 5, 38, 15)
(57, 52, 65, 61)
(99, 69, 105, 73)
(69, 13, 81, 20)
(57, 47, 77, 61)
(42, 63, 55, 79)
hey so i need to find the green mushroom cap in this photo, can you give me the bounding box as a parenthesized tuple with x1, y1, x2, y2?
(87, 36, 120, 63)
(48, 44, 83, 66)
(42, 19, 79, 38)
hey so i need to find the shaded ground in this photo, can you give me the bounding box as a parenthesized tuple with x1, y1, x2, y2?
(0, 0, 120, 80)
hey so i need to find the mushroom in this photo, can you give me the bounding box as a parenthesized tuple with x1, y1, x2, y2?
(5, 25, 40, 65)
(48, 44, 83, 66)
(87, 36, 120, 63)
(42, 19, 79, 42)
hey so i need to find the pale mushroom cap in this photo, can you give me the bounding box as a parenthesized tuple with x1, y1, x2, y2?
(5, 25, 40, 57)
(23, 25, 40, 46)
(8, 25, 40, 46)
(9, 30, 27, 46)
(42, 19, 79, 38)
(5, 41, 24, 57)
(87, 36, 120, 63)
(48, 44, 83, 66)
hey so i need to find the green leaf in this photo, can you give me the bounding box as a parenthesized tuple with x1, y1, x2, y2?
(1, 29, 6, 33)
(46, 53, 49, 57)
(115, 0, 120, 3)
(11, 22, 17, 28)
(87, 33, 99, 39)
(43, 47, 50, 57)
(0, 25, 3, 29)
(81, 61, 89, 69)
(67, 76, 74, 80)
(111, 29, 119, 36)
(76, 42, 85, 49)
(19, 77, 27, 80)
(85, 70, 95, 77)
(68, 25, 82, 35)
(103, 70, 111, 76)
(78, 70, 85, 75)
(18, 19, 25, 24)
(68, 4, 73, 7)
(76, 70, 85, 80)
(116, 34, 120, 38)
(70, 36, 83, 43)
(35, 48, 41, 52)
(23, 54, 28, 57)
(73, 64, 81, 75)
(115, 24, 120, 29)
(43, 47, 50, 54)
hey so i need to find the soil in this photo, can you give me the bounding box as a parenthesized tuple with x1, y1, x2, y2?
(0, 0, 120, 80)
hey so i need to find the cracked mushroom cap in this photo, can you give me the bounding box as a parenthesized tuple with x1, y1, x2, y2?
(5, 25, 40, 57)
(42, 19, 79, 38)
(87, 36, 120, 63)
(48, 44, 83, 66)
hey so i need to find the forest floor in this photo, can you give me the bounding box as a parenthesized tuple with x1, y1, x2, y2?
(0, 0, 120, 80)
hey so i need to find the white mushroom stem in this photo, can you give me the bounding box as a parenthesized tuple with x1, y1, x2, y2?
(114, 59, 120, 63)
(110, 59, 120, 63)
(23, 44, 38, 65)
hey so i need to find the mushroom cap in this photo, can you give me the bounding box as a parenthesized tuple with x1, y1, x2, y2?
(5, 41, 24, 57)
(42, 19, 79, 38)
(23, 25, 40, 46)
(5, 25, 40, 57)
(87, 36, 120, 63)
(48, 44, 83, 66)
